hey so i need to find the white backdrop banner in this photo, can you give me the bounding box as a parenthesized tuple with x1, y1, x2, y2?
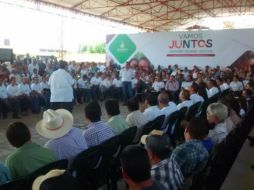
(106, 28, 254, 68)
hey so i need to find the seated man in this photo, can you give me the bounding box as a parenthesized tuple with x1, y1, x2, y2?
(32, 169, 78, 190)
(143, 93, 161, 122)
(5, 122, 55, 179)
(0, 77, 9, 119)
(100, 74, 112, 99)
(31, 77, 44, 113)
(19, 77, 33, 114)
(126, 98, 148, 128)
(36, 109, 88, 161)
(188, 84, 204, 104)
(105, 98, 129, 134)
(158, 92, 177, 117)
(207, 79, 220, 98)
(0, 162, 10, 185)
(141, 130, 184, 190)
(207, 103, 229, 144)
(6, 77, 22, 118)
(177, 89, 193, 110)
(83, 101, 114, 147)
(120, 145, 166, 190)
(170, 118, 209, 177)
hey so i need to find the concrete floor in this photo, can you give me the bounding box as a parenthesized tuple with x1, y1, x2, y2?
(0, 102, 129, 162)
(220, 127, 254, 190)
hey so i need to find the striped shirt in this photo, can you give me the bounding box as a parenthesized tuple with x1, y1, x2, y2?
(151, 158, 184, 190)
(83, 121, 115, 148)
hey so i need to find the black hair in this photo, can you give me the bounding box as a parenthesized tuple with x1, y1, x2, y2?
(146, 134, 171, 160)
(120, 145, 151, 183)
(187, 117, 209, 140)
(105, 98, 120, 116)
(84, 101, 101, 122)
(39, 172, 78, 190)
(146, 93, 158, 106)
(127, 98, 139, 112)
(59, 60, 67, 69)
(6, 122, 31, 148)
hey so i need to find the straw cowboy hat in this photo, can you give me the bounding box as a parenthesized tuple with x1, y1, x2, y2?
(36, 109, 73, 139)
(32, 169, 65, 190)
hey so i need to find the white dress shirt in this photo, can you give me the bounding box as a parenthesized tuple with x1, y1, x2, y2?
(31, 83, 42, 93)
(152, 81, 165, 92)
(7, 84, 20, 97)
(18, 83, 31, 95)
(77, 78, 86, 88)
(168, 101, 177, 110)
(160, 105, 177, 117)
(190, 93, 204, 103)
(100, 79, 112, 88)
(181, 81, 192, 89)
(90, 76, 102, 86)
(40, 81, 50, 89)
(48, 69, 74, 102)
(28, 63, 39, 75)
(121, 68, 133, 82)
(126, 110, 149, 128)
(208, 87, 219, 98)
(143, 106, 161, 122)
(112, 79, 122, 87)
(230, 81, 243, 92)
(177, 100, 193, 110)
(208, 122, 228, 144)
(0, 84, 7, 99)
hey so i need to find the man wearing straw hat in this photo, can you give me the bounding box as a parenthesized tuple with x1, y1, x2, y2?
(36, 109, 87, 161)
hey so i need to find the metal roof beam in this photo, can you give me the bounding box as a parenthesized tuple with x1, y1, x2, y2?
(188, 0, 216, 17)
(71, 0, 89, 9)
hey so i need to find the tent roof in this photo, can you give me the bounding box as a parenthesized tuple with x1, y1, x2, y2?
(32, 0, 254, 31)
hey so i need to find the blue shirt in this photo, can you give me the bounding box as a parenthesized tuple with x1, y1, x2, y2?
(0, 163, 10, 185)
(83, 121, 115, 148)
(45, 128, 88, 161)
(202, 138, 214, 152)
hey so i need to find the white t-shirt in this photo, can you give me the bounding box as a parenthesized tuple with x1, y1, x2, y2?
(48, 69, 74, 102)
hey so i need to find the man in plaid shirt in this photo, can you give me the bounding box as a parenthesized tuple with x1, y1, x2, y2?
(170, 118, 209, 178)
(141, 130, 184, 190)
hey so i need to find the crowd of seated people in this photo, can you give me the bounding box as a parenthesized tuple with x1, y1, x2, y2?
(1, 54, 254, 119)
(0, 54, 254, 189)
